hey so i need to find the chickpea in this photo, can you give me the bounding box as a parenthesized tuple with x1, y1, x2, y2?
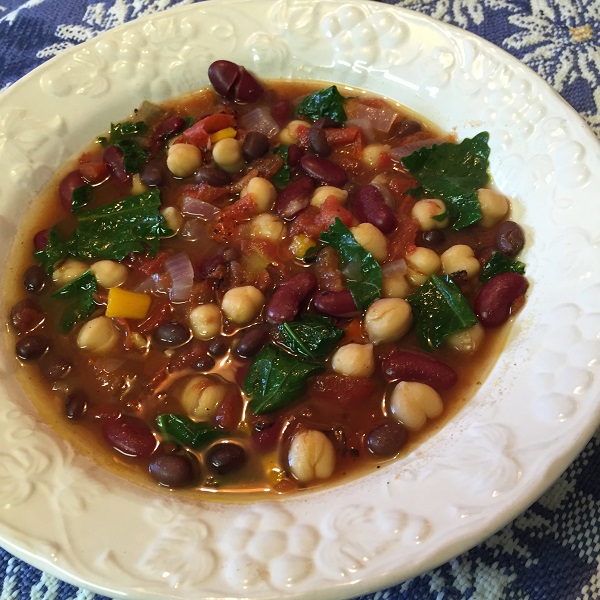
(382, 271, 412, 299)
(478, 188, 509, 227)
(441, 244, 481, 279)
(76, 316, 119, 354)
(446, 323, 484, 353)
(389, 381, 443, 431)
(189, 303, 222, 340)
(279, 119, 310, 145)
(130, 173, 148, 195)
(331, 343, 375, 378)
(90, 260, 128, 289)
(350, 223, 388, 263)
(221, 286, 265, 324)
(181, 376, 228, 419)
(52, 259, 88, 287)
(249, 213, 287, 241)
(160, 206, 184, 236)
(241, 176, 277, 213)
(411, 199, 449, 230)
(212, 138, 244, 173)
(362, 143, 390, 169)
(166, 143, 203, 178)
(405, 247, 441, 286)
(310, 186, 348, 208)
(288, 429, 336, 483)
(364, 298, 413, 344)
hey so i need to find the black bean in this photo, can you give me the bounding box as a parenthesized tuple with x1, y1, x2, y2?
(207, 335, 230, 357)
(242, 131, 269, 162)
(194, 164, 231, 187)
(416, 229, 445, 249)
(309, 127, 331, 156)
(10, 299, 45, 334)
(206, 442, 246, 475)
(152, 322, 191, 348)
(15, 334, 49, 361)
(313, 116, 340, 129)
(149, 453, 196, 488)
(365, 421, 408, 457)
(496, 221, 525, 257)
(140, 161, 166, 187)
(192, 355, 216, 372)
(23, 265, 47, 294)
(65, 391, 88, 420)
(40, 354, 71, 380)
(234, 325, 269, 359)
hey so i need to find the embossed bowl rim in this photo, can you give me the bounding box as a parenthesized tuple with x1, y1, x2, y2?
(0, 0, 599, 598)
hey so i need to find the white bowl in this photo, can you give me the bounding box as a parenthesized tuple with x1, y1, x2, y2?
(1, 1, 599, 598)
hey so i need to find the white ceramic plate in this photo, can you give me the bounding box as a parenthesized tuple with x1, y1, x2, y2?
(1, 0, 599, 598)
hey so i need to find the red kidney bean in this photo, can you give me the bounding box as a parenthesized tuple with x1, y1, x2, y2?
(475, 272, 528, 327)
(275, 176, 315, 219)
(265, 272, 317, 324)
(194, 164, 231, 186)
(140, 160, 166, 187)
(270, 99, 293, 128)
(10, 299, 45, 334)
(103, 416, 157, 458)
(395, 119, 422, 138)
(214, 387, 243, 430)
(23, 265, 47, 293)
(354, 185, 397, 234)
(242, 131, 269, 162)
(300, 155, 348, 187)
(495, 221, 525, 257)
(15, 334, 49, 361)
(250, 417, 282, 453)
(206, 442, 247, 475)
(287, 143, 304, 167)
(312, 289, 359, 317)
(365, 421, 408, 457)
(235, 324, 270, 358)
(102, 145, 130, 183)
(309, 127, 331, 156)
(58, 170, 86, 213)
(381, 349, 457, 390)
(150, 115, 187, 151)
(33, 229, 49, 251)
(208, 60, 263, 104)
(149, 453, 196, 487)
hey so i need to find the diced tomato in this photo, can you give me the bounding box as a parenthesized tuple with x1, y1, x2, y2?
(388, 173, 419, 199)
(128, 249, 170, 275)
(196, 112, 236, 134)
(176, 112, 236, 148)
(136, 299, 172, 334)
(178, 182, 229, 205)
(79, 152, 109, 184)
(308, 374, 378, 409)
(315, 196, 354, 230)
(342, 318, 367, 344)
(388, 215, 419, 260)
(325, 126, 361, 146)
(211, 194, 258, 243)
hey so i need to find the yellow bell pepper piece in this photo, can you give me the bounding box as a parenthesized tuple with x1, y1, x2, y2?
(290, 234, 316, 259)
(210, 127, 237, 143)
(105, 288, 151, 320)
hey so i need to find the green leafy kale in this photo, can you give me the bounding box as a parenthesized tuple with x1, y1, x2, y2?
(97, 121, 149, 174)
(271, 145, 290, 190)
(402, 132, 491, 230)
(97, 121, 149, 145)
(277, 315, 344, 359)
(51, 269, 97, 332)
(408, 274, 478, 351)
(71, 183, 93, 215)
(480, 251, 526, 282)
(35, 190, 172, 271)
(296, 85, 347, 124)
(243, 344, 324, 415)
(320, 217, 382, 310)
(113, 138, 149, 173)
(155, 414, 224, 450)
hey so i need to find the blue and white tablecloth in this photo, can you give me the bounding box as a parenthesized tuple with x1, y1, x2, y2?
(0, 1, 598, 598)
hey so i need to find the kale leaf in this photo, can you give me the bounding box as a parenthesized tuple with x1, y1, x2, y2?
(480, 251, 526, 282)
(271, 145, 290, 190)
(51, 269, 98, 332)
(155, 414, 224, 450)
(277, 315, 344, 359)
(296, 86, 347, 124)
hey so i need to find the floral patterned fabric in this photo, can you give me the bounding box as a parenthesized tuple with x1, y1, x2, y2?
(0, 0, 598, 598)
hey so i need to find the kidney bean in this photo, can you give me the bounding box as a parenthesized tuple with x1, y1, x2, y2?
(242, 131, 269, 162)
(149, 453, 196, 487)
(152, 321, 191, 348)
(103, 416, 157, 458)
(23, 265, 47, 294)
(365, 421, 408, 457)
(416, 229, 445, 250)
(287, 143, 304, 167)
(395, 119, 422, 138)
(208, 60, 263, 104)
(300, 155, 348, 187)
(151, 115, 187, 151)
(309, 127, 331, 156)
(250, 417, 282, 453)
(274, 176, 315, 219)
(58, 170, 86, 213)
(103, 145, 130, 184)
(354, 185, 397, 234)
(40, 354, 71, 380)
(194, 164, 231, 187)
(206, 442, 246, 475)
(65, 391, 87, 420)
(214, 387, 243, 430)
(495, 221, 525, 257)
(15, 334, 49, 361)
(381, 349, 457, 390)
(33, 229, 49, 251)
(270, 99, 293, 128)
(312, 289, 359, 317)
(140, 160, 166, 187)
(234, 324, 270, 358)
(265, 272, 317, 324)
(10, 299, 45, 334)
(475, 272, 528, 327)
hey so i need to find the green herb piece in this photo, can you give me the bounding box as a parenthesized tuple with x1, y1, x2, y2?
(296, 85, 347, 124)
(243, 344, 324, 415)
(480, 251, 526, 282)
(271, 145, 290, 190)
(112, 138, 149, 174)
(402, 132, 491, 230)
(71, 183, 93, 215)
(35, 228, 74, 274)
(97, 121, 149, 173)
(320, 217, 382, 310)
(155, 414, 224, 450)
(98, 121, 149, 145)
(277, 315, 344, 359)
(51, 270, 97, 332)
(408, 274, 478, 351)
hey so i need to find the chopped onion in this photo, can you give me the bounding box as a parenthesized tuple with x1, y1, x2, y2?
(350, 103, 397, 133)
(389, 138, 447, 162)
(239, 107, 280, 139)
(346, 117, 376, 144)
(382, 259, 408, 278)
(165, 252, 194, 302)
(181, 196, 221, 220)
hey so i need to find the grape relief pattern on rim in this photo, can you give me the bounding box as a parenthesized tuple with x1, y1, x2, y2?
(0, 1, 599, 598)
